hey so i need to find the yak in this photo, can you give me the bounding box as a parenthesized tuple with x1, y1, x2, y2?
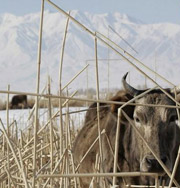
(72, 73, 180, 187)
(10, 94, 28, 109)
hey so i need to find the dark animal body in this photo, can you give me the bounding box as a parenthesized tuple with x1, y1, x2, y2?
(72, 73, 180, 187)
(10, 95, 28, 109)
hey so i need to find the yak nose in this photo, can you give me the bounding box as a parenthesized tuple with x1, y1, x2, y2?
(145, 156, 167, 171)
(161, 156, 167, 164)
(146, 157, 157, 168)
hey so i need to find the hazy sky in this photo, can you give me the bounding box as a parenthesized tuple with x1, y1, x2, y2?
(1, 0, 180, 24)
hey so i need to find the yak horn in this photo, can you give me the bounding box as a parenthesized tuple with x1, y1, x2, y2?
(122, 72, 140, 96)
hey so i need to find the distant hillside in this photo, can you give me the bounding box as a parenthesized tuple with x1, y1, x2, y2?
(0, 10, 180, 93)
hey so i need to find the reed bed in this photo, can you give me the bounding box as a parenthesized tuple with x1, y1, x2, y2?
(0, 0, 180, 187)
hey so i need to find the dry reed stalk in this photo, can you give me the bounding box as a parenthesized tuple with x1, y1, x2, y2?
(37, 172, 159, 178)
(1, 89, 179, 110)
(93, 153, 100, 186)
(58, 11, 70, 158)
(6, 85, 10, 188)
(20, 130, 23, 148)
(94, 35, 104, 185)
(14, 121, 18, 143)
(61, 64, 89, 92)
(89, 177, 95, 188)
(127, 186, 176, 188)
(32, 0, 45, 187)
(108, 25, 138, 54)
(66, 105, 78, 187)
(65, 96, 70, 188)
(2, 134, 5, 156)
(112, 108, 122, 186)
(162, 179, 165, 188)
(155, 175, 159, 188)
(60, 154, 67, 188)
(47, 76, 53, 187)
(40, 139, 43, 173)
(28, 85, 47, 121)
(63, 91, 78, 106)
(107, 26, 110, 98)
(86, 60, 89, 107)
(69, 150, 78, 188)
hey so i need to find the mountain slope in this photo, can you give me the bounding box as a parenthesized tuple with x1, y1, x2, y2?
(0, 10, 180, 93)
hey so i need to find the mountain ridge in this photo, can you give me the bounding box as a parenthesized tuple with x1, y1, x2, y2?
(0, 10, 180, 93)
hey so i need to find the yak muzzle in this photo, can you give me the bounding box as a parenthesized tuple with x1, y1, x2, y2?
(141, 155, 167, 172)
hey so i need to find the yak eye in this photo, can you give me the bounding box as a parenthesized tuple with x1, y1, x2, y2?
(135, 117, 140, 123)
(169, 115, 177, 123)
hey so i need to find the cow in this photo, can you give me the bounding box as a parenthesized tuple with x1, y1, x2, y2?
(72, 73, 180, 187)
(10, 95, 28, 109)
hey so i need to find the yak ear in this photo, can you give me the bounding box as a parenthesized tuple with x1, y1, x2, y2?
(110, 91, 134, 119)
(170, 84, 180, 95)
(177, 93, 180, 103)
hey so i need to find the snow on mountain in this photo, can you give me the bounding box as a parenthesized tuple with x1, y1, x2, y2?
(0, 10, 180, 95)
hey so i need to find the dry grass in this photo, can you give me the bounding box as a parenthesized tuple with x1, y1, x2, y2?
(0, 101, 83, 187)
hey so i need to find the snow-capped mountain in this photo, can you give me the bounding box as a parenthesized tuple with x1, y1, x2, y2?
(0, 10, 180, 94)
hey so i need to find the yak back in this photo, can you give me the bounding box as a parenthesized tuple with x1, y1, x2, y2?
(72, 90, 134, 187)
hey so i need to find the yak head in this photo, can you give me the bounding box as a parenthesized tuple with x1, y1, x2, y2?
(122, 73, 179, 173)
